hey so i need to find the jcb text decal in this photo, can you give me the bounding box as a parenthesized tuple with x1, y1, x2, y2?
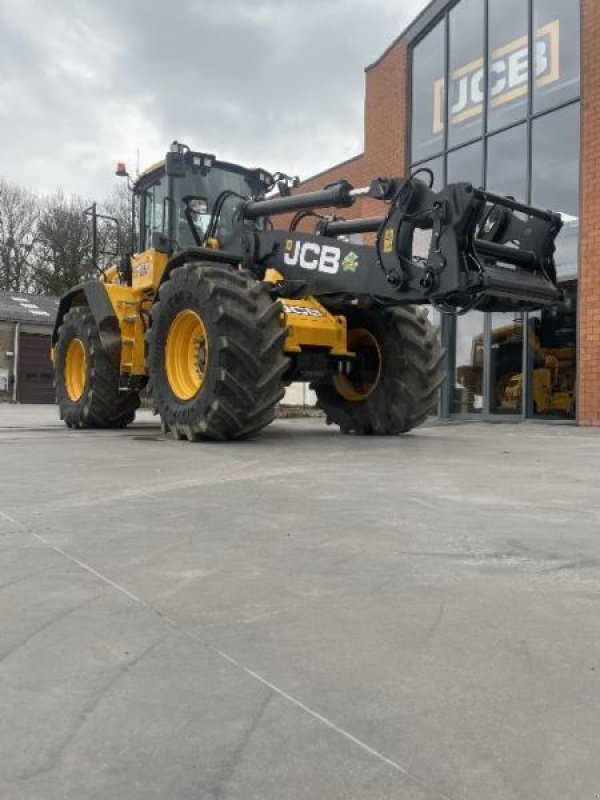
(283, 240, 341, 274)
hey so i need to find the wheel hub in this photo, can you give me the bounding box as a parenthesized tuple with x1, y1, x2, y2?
(64, 338, 87, 401)
(333, 327, 382, 402)
(165, 309, 208, 401)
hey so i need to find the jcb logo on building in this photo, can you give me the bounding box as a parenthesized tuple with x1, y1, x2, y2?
(283, 239, 341, 274)
(432, 20, 560, 133)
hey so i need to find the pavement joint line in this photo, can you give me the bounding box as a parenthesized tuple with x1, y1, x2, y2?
(200, 640, 455, 800)
(0, 508, 454, 800)
(0, 511, 143, 605)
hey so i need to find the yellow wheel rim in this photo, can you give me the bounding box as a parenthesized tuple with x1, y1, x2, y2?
(165, 309, 208, 401)
(64, 338, 87, 402)
(333, 328, 382, 402)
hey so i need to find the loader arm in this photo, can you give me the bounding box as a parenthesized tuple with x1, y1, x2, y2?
(220, 175, 563, 313)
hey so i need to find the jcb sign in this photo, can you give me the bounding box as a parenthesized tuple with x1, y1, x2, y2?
(433, 20, 560, 133)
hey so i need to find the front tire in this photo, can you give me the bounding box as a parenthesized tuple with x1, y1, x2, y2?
(55, 306, 140, 429)
(147, 262, 289, 441)
(313, 306, 445, 435)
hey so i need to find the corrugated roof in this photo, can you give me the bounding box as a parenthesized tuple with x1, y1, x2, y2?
(0, 291, 59, 325)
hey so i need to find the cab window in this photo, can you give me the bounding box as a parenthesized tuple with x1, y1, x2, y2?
(140, 172, 169, 250)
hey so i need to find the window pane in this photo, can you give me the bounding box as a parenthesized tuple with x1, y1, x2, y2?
(486, 124, 527, 201)
(446, 140, 483, 186)
(141, 174, 168, 250)
(527, 280, 577, 419)
(448, 0, 484, 148)
(453, 311, 485, 413)
(488, 0, 529, 132)
(533, 0, 580, 113)
(531, 103, 580, 280)
(490, 312, 523, 414)
(411, 21, 445, 164)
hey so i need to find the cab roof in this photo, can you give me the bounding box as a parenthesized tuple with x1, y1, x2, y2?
(136, 156, 268, 184)
(138, 159, 165, 179)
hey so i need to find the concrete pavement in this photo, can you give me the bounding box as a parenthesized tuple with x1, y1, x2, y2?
(1, 405, 599, 799)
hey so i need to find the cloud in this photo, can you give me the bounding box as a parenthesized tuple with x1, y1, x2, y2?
(0, 0, 429, 198)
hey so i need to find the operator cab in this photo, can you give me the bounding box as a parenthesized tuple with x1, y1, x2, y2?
(134, 142, 271, 252)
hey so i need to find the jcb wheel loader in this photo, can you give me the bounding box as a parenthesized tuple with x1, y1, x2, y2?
(51, 141, 563, 441)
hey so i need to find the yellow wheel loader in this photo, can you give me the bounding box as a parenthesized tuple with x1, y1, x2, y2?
(456, 302, 576, 416)
(51, 141, 563, 441)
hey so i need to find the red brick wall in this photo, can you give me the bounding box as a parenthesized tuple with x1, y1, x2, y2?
(363, 39, 409, 222)
(277, 155, 367, 233)
(296, 155, 368, 193)
(579, 0, 600, 425)
(364, 39, 409, 177)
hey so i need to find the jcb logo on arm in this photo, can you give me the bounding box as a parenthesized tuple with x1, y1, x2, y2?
(283, 240, 341, 274)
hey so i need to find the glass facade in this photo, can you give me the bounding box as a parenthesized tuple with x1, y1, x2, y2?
(448, 0, 484, 148)
(410, 0, 581, 421)
(487, 0, 529, 132)
(411, 21, 445, 164)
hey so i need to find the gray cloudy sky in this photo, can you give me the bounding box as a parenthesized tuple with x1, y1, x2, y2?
(0, 0, 429, 199)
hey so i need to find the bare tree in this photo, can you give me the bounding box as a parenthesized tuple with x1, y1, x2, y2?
(0, 179, 39, 292)
(96, 184, 134, 271)
(0, 177, 135, 297)
(33, 191, 94, 296)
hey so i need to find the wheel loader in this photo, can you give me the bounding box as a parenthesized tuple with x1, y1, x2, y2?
(51, 141, 563, 441)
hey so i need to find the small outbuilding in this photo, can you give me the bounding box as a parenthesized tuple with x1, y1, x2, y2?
(0, 291, 59, 403)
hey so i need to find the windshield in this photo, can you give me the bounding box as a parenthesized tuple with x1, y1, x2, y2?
(174, 166, 262, 248)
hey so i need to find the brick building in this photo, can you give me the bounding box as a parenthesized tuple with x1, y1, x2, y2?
(297, 0, 593, 424)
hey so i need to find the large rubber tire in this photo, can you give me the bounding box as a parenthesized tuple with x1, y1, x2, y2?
(55, 306, 140, 429)
(147, 262, 289, 441)
(313, 306, 445, 435)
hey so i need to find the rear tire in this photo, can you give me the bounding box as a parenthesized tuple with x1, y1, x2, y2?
(313, 306, 445, 435)
(55, 306, 140, 429)
(147, 262, 289, 441)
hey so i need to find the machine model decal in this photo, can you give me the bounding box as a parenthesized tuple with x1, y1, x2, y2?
(283, 240, 341, 274)
(282, 304, 324, 317)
